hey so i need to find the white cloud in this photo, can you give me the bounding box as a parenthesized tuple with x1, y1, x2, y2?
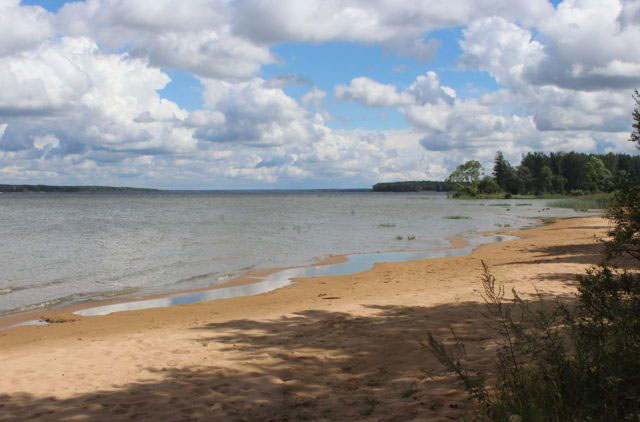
(0, 0, 54, 57)
(460, 3, 640, 91)
(56, 0, 274, 80)
(301, 88, 326, 108)
(460, 17, 545, 88)
(0, 0, 638, 187)
(50, 0, 555, 77)
(335, 71, 455, 107)
(335, 77, 414, 107)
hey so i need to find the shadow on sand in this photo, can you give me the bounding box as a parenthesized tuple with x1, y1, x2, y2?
(2, 236, 603, 421)
(1, 289, 578, 422)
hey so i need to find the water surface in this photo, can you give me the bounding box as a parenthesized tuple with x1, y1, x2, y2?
(0, 191, 590, 315)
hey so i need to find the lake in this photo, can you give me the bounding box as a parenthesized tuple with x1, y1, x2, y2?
(0, 191, 589, 315)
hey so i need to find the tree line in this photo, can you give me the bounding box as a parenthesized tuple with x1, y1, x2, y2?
(0, 184, 158, 193)
(448, 151, 640, 197)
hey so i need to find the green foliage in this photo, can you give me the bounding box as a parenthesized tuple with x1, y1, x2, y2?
(372, 180, 452, 192)
(448, 160, 484, 185)
(549, 193, 612, 211)
(427, 181, 640, 421)
(605, 184, 640, 261)
(478, 176, 503, 194)
(447, 151, 639, 199)
(493, 152, 509, 190)
(427, 261, 640, 421)
(536, 165, 553, 194)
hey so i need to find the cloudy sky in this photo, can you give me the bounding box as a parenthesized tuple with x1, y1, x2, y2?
(1, 0, 639, 189)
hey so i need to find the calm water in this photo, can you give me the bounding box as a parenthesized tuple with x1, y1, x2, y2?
(0, 191, 589, 315)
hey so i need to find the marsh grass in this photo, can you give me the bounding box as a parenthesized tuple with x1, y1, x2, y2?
(549, 193, 611, 211)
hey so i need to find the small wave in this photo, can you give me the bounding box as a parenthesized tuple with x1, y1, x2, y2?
(175, 273, 219, 284)
(0, 287, 140, 316)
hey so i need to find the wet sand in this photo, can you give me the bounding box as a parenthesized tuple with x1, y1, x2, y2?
(0, 216, 609, 421)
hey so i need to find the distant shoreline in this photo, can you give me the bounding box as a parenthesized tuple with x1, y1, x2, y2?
(0, 184, 377, 193)
(0, 184, 159, 193)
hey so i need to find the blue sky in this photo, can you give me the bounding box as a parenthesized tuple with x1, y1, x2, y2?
(24, 0, 501, 131)
(1, 0, 637, 188)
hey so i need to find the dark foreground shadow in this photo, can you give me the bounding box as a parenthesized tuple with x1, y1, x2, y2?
(499, 241, 605, 266)
(0, 297, 577, 422)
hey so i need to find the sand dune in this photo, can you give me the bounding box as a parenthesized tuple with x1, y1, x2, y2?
(0, 217, 608, 421)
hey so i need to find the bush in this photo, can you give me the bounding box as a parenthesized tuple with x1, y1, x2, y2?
(605, 184, 640, 261)
(426, 262, 640, 421)
(478, 176, 503, 194)
(427, 184, 640, 421)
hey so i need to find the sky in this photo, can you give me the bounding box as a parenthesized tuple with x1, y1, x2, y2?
(1, 0, 639, 189)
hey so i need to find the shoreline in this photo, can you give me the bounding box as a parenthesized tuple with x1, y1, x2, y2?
(0, 216, 610, 421)
(0, 216, 600, 347)
(0, 231, 476, 330)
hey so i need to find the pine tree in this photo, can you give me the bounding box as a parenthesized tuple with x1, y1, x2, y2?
(492, 151, 508, 190)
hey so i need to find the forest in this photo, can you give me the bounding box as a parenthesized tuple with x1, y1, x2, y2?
(448, 151, 640, 197)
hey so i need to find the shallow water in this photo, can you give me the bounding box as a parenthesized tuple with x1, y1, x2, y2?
(0, 191, 590, 315)
(75, 234, 516, 317)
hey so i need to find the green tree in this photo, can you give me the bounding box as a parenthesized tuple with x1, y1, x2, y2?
(516, 165, 534, 194)
(552, 174, 567, 193)
(536, 165, 553, 194)
(478, 176, 502, 194)
(585, 156, 614, 192)
(447, 160, 483, 185)
(492, 151, 509, 191)
(606, 184, 640, 261)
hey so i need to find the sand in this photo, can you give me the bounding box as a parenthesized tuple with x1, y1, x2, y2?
(0, 216, 609, 421)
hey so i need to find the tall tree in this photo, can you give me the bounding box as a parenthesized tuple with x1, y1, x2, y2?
(492, 151, 509, 190)
(537, 166, 554, 194)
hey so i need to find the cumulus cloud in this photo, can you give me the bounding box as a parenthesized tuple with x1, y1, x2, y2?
(0, 0, 54, 57)
(0, 35, 191, 159)
(460, 3, 640, 91)
(335, 77, 414, 107)
(336, 71, 456, 108)
(56, 0, 274, 80)
(47, 0, 556, 78)
(0, 0, 638, 187)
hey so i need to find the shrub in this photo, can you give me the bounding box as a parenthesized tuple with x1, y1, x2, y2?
(426, 262, 640, 421)
(605, 184, 640, 261)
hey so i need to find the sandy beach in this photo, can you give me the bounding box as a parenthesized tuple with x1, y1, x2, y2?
(0, 216, 609, 421)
